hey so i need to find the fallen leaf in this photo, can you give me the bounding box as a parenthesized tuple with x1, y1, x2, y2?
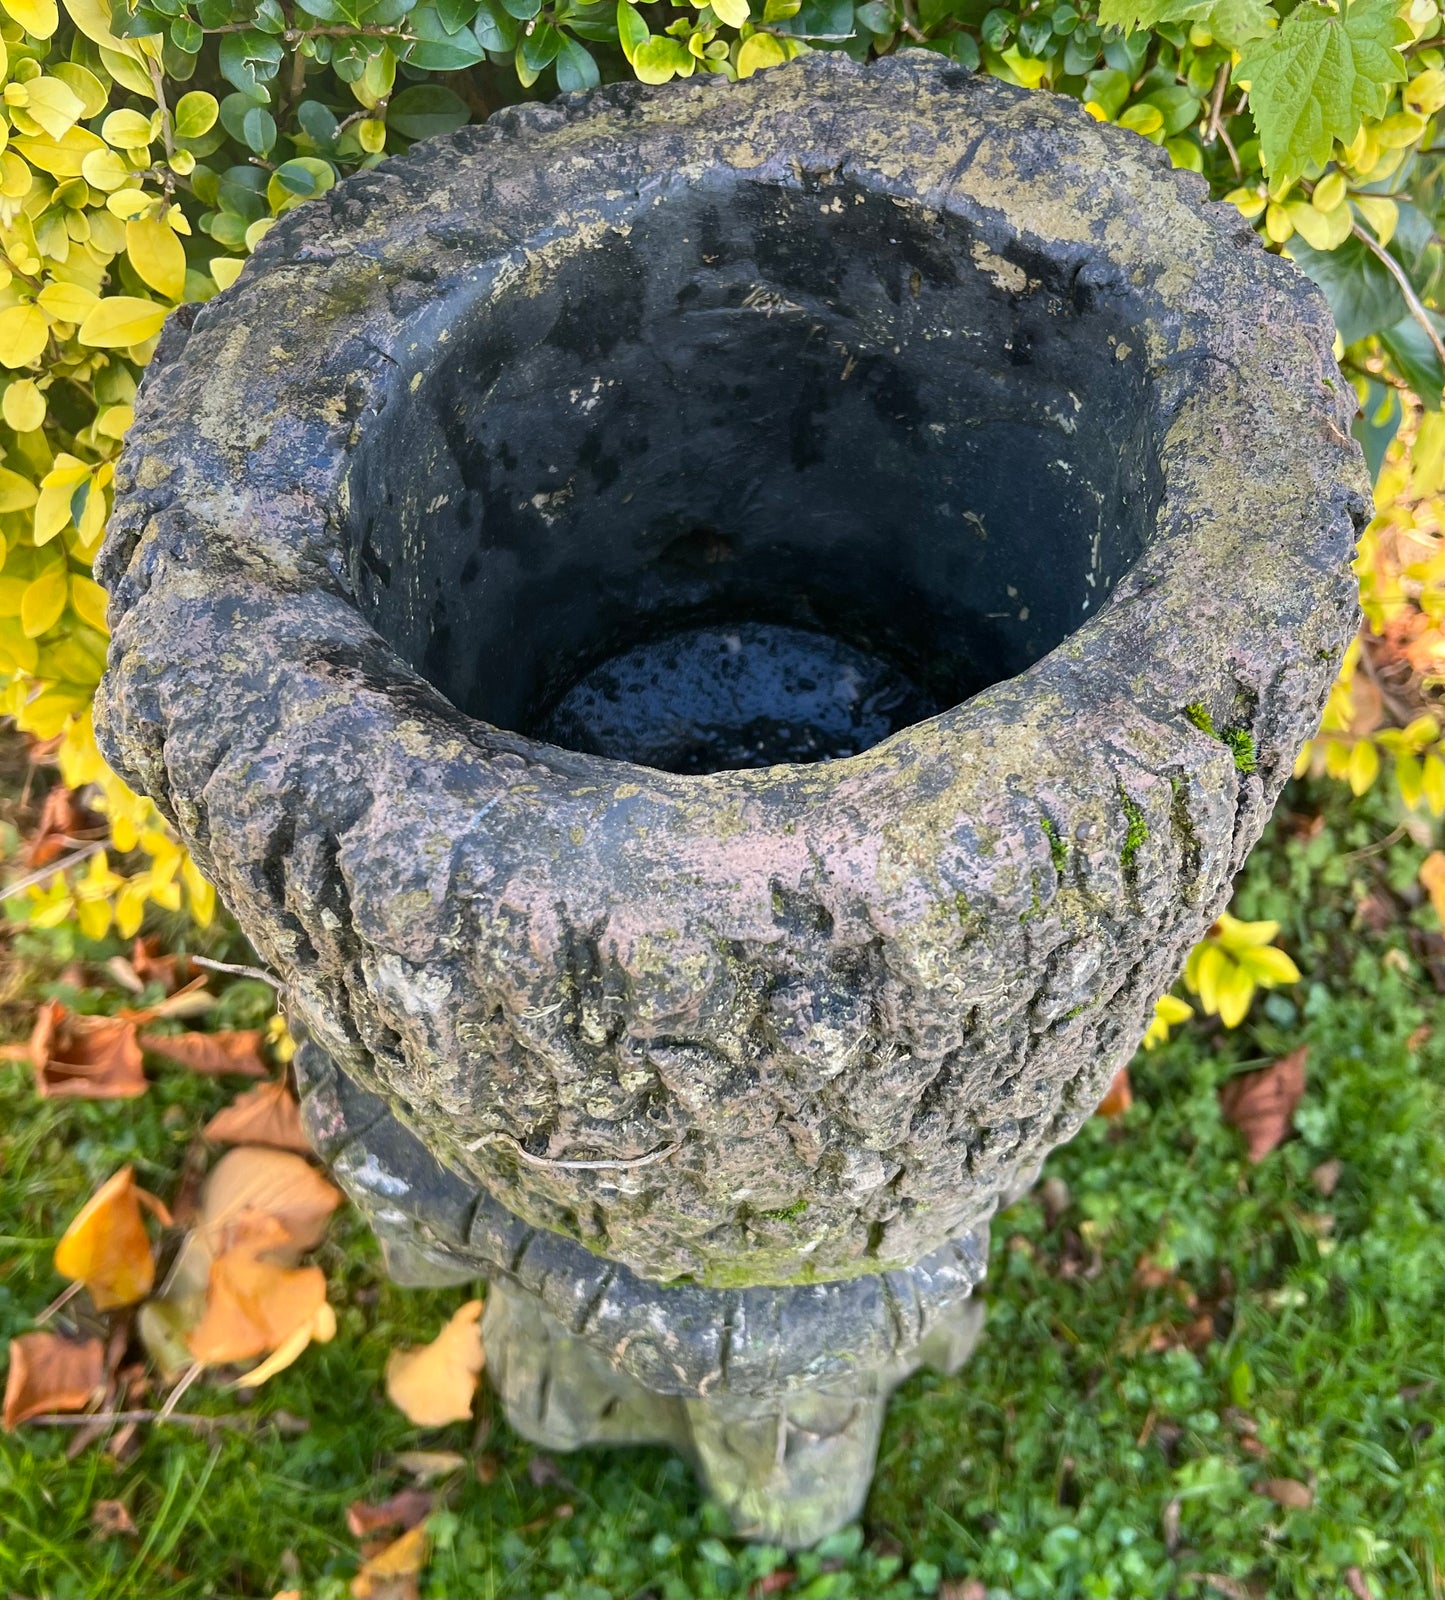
(938, 1582, 987, 1600)
(385, 1300, 485, 1428)
(1257, 1476, 1313, 1510)
(200, 1147, 342, 1256)
(232, 1301, 337, 1388)
(1343, 1566, 1373, 1600)
(3, 1332, 104, 1429)
(1094, 1067, 1132, 1116)
(394, 1450, 466, 1483)
(204, 1082, 311, 1153)
(53, 1165, 171, 1310)
(28, 1002, 147, 1100)
(188, 1212, 330, 1367)
(1421, 851, 1444, 924)
(140, 1028, 267, 1078)
(350, 1523, 429, 1600)
(752, 1572, 798, 1597)
(1310, 1158, 1342, 1197)
(90, 1499, 137, 1537)
(1219, 1047, 1308, 1162)
(25, 786, 99, 868)
(346, 1488, 435, 1539)
(131, 936, 193, 994)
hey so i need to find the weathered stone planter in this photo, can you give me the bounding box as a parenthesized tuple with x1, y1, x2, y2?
(97, 53, 1364, 1545)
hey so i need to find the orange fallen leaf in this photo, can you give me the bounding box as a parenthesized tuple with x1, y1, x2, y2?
(346, 1488, 435, 1539)
(188, 1212, 330, 1367)
(204, 1082, 311, 1153)
(3, 1331, 104, 1429)
(1421, 851, 1444, 924)
(385, 1300, 485, 1428)
(1095, 1067, 1133, 1117)
(200, 1147, 342, 1256)
(351, 1523, 430, 1600)
(53, 1165, 171, 1311)
(25, 786, 99, 869)
(28, 1002, 147, 1100)
(140, 1028, 268, 1078)
(1219, 1047, 1308, 1163)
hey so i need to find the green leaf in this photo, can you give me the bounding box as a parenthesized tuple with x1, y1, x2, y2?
(554, 33, 599, 90)
(386, 84, 471, 139)
(520, 18, 561, 67)
(472, 0, 519, 49)
(1287, 232, 1406, 345)
(1204, 0, 1272, 49)
(616, 0, 649, 61)
(1235, 0, 1409, 183)
(1379, 310, 1444, 409)
(405, 4, 487, 66)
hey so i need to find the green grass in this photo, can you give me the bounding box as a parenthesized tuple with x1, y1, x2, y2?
(1, 779, 1441, 1600)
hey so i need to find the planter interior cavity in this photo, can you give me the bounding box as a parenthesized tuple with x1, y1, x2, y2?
(344, 181, 1157, 771)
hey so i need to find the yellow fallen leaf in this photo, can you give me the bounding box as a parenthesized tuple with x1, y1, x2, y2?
(1422, 851, 1444, 924)
(231, 1300, 336, 1389)
(53, 1164, 170, 1310)
(385, 1300, 484, 1427)
(350, 1522, 430, 1600)
(199, 1146, 342, 1256)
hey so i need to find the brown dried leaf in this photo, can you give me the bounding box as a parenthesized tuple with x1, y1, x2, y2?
(24, 786, 99, 869)
(1219, 1047, 1308, 1163)
(1094, 1067, 1133, 1117)
(130, 936, 193, 995)
(28, 1002, 147, 1100)
(140, 1028, 267, 1078)
(53, 1165, 170, 1311)
(1258, 1476, 1313, 1510)
(350, 1523, 430, 1600)
(3, 1332, 104, 1429)
(385, 1300, 485, 1428)
(346, 1489, 435, 1539)
(91, 1499, 137, 1537)
(1310, 1158, 1342, 1197)
(204, 1082, 311, 1153)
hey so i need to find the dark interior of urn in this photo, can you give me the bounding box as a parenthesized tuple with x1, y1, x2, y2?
(344, 175, 1161, 775)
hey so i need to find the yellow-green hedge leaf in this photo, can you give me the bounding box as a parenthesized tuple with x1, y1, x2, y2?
(125, 216, 186, 302)
(736, 32, 787, 77)
(173, 90, 218, 140)
(77, 296, 169, 348)
(0, 465, 38, 511)
(20, 563, 68, 637)
(69, 572, 109, 633)
(3, 377, 46, 431)
(37, 281, 100, 323)
(0, 303, 50, 368)
(2, 0, 59, 38)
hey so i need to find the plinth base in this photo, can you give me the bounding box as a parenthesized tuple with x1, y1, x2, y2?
(482, 1278, 984, 1548)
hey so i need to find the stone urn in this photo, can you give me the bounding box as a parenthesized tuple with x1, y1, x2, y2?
(96, 53, 1364, 1546)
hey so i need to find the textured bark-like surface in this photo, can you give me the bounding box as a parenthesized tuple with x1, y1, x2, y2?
(98, 56, 1364, 1301)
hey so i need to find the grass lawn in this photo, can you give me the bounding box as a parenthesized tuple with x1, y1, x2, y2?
(0, 775, 1440, 1600)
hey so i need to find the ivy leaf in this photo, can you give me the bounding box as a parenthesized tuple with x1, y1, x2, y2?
(1235, 0, 1409, 183)
(1288, 232, 1405, 344)
(1099, 0, 1208, 35)
(1204, 0, 1272, 49)
(1097, 0, 1208, 32)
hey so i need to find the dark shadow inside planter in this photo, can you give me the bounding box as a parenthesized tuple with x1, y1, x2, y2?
(344, 177, 1161, 774)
